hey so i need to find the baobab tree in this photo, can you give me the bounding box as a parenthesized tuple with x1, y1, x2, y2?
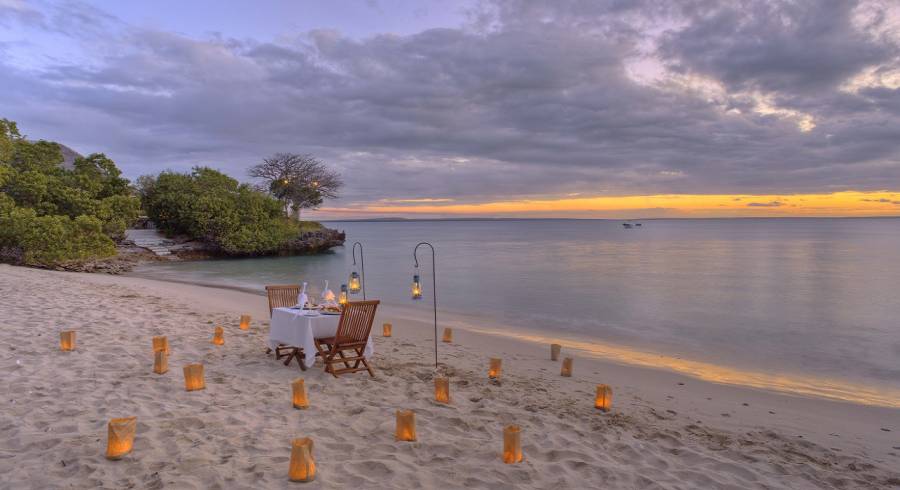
(248, 153, 342, 219)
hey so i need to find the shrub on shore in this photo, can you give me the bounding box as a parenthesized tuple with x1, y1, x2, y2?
(139, 167, 322, 255)
(0, 118, 140, 266)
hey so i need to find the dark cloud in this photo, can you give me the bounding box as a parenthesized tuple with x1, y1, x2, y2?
(0, 0, 899, 208)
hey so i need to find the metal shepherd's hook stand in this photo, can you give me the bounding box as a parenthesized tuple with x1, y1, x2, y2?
(413, 242, 438, 367)
(351, 241, 366, 300)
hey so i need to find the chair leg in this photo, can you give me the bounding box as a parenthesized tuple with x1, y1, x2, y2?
(358, 347, 375, 377)
(336, 350, 353, 369)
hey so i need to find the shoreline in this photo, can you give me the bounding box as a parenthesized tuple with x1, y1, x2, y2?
(2, 264, 898, 488)
(128, 268, 900, 410)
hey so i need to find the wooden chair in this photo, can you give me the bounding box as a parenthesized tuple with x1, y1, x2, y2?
(265, 284, 303, 368)
(314, 300, 379, 378)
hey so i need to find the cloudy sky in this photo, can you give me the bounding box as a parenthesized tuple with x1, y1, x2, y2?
(1, 0, 899, 218)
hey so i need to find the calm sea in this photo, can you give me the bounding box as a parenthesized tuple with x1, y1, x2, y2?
(132, 218, 900, 405)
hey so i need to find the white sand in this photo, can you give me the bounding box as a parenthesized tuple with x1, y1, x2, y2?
(0, 264, 898, 489)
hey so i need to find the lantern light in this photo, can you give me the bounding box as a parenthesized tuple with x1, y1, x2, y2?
(105, 417, 137, 460)
(212, 326, 224, 345)
(489, 358, 502, 379)
(183, 364, 205, 391)
(348, 271, 361, 294)
(288, 437, 316, 482)
(561, 357, 573, 377)
(60, 331, 76, 351)
(292, 378, 309, 409)
(395, 410, 417, 441)
(595, 384, 613, 412)
(442, 328, 453, 343)
(239, 314, 251, 330)
(338, 284, 348, 306)
(153, 351, 168, 374)
(503, 425, 523, 464)
(411, 274, 423, 300)
(434, 377, 450, 404)
(550, 343, 561, 361)
(383, 323, 392, 337)
(152, 336, 169, 355)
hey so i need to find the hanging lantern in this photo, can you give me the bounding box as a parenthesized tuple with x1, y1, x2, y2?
(338, 284, 348, 306)
(212, 326, 224, 345)
(152, 336, 169, 355)
(595, 384, 613, 412)
(503, 425, 523, 464)
(434, 377, 450, 403)
(348, 271, 361, 294)
(153, 351, 168, 374)
(288, 437, 316, 482)
(442, 328, 453, 343)
(550, 343, 561, 361)
(395, 410, 417, 441)
(489, 358, 502, 379)
(411, 274, 423, 300)
(292, 378, 309, 409)
(383, 323, 392, 337)
(183, 364, 205, 391)
(59, 331, 76, 351)
(105, 416, 137, 460)
(561, 357, 573, 377)
(239, 314, 251, 330)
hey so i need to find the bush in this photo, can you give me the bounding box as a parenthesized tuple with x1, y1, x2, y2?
(141, 167, 308, 255)
(0, 118, 139, 266)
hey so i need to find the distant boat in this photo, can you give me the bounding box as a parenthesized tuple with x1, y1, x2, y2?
(635, 223, 642, 227)
(622, 223, 633, 229)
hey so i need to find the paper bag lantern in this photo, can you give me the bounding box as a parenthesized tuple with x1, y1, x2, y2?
(442, 328, 453, 343)
(105, 416, 137, 460)
(183, 364, 205, 391)
(395, 410, 417, 441)
(595, 384, 613, 412)
(153, 351, 168, 374)
(488, 358, 502, 379)
(434, 377, 450, 403)
(383, 323, 392, 337)
(288, 437, 316, 482)
(503, 425, 522, 464)
(561, 357, 573, 377)
(239, 314, 251, 330)
(292, 378, 309, 409)
(152, 336, 169, 355)
(550, 343, 561, 361)
(60, 331, 76, 351)
(211, 326, 224, 345)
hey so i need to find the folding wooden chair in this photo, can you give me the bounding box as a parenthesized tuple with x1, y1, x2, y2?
(265, 284, 304, 368)
(314, 300, 379, 378)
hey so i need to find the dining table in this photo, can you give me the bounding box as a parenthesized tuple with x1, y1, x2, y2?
(268, 307, 374, 369)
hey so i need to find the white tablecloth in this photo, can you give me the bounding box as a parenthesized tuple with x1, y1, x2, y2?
(268, 307, 374, 367)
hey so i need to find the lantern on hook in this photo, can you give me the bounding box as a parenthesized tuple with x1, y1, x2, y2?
(411, 274, 423, 300)
(339, 284, 348, 306)
(348, 271, 361, 294)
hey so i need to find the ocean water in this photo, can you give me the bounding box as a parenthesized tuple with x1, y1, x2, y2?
(132, 218, 900, 405)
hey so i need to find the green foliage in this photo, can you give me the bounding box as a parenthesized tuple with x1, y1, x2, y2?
(141, 167, 312, 255)
(0, 117, 138, 266)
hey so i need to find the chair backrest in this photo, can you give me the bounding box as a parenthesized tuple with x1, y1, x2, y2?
(265, 284, 301, 317)
(335, 300, 380, 344)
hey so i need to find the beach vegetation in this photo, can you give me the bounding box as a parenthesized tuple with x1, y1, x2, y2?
(248, 153, 342, 220)
(0, 118, 140, 266)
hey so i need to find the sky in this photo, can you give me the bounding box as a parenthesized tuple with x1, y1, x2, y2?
(1, 0, 899, 219)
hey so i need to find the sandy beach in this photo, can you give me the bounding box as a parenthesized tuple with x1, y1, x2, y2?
(1, 264, 898, 489)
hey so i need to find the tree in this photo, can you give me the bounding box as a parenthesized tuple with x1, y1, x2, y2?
(247, 153, 342, 219)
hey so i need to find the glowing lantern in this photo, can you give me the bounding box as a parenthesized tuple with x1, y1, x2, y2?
(503, 425, 522, 464)
(442, 328, 453, 343)
(595, 384, 613, 412)
(288, 437, 316, 482)
(60, 331, 76, 351)
(411, 274, 423, 300)
(338, 285, 348, 306)
(550, 343, 561, 361)
(561, 357, 573, 377)
(395, 410, 417, 441)
(239, 314, 251, 330)
(153, 351, 168, 374)
(488, 358, 502, 379)
(383, 323, 392, 337)
(183, 364, 205, 391)
(212, 326, 224, 345)
(434, 377, 450, 403)
(152, 336, 169, 355)
(105, 416, 137, 460)
(292, 378, 309, 409)
(348, 271, 361, 294)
